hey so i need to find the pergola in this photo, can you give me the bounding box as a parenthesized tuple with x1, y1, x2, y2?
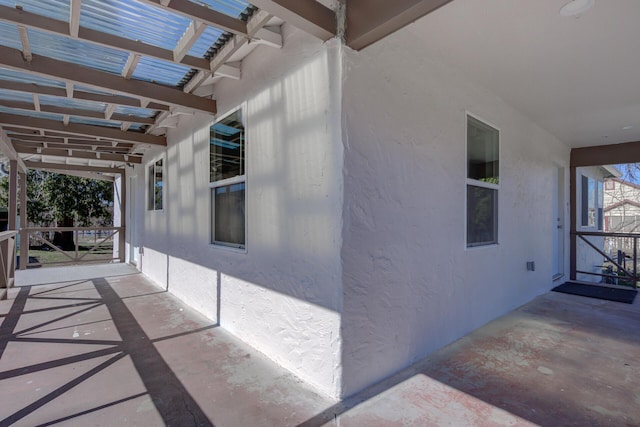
(0, 0, 449, 284)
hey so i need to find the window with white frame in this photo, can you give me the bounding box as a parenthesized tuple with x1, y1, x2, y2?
(147, 158, 164, 211)
(581, 175, 604, 230)
(209, 108, 245, 248)
(466, 115, 499, 247)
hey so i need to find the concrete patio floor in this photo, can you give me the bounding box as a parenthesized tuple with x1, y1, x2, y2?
(1, 264, 639, 426)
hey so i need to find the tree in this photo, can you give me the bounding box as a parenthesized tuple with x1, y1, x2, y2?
(0, 170, 113, 249)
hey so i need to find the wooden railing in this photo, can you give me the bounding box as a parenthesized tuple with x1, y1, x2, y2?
(573, 231, 639, 287)
(21, 226, 123, 269)
(0, 230, 17, 300)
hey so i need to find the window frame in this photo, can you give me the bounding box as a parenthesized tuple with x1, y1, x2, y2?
(465, 112, 500, 249)
(580, 173, 604, 231)
(147, 155, 165, 212)
(208, 106, 247, 251)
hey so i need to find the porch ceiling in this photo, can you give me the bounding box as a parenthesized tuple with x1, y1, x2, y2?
(405, 0, 640, 149)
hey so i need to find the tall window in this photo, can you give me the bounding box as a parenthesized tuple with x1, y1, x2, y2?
(581, 175, 604, 230)
(466, 115, 499, 247)
(147, 158, 163, 211)
(210, 108, 245, 248)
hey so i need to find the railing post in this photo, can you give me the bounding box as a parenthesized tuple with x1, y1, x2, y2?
(74, 227, 79, 261)
(19, 171, 28, 270)
(634, 236, 638, 288)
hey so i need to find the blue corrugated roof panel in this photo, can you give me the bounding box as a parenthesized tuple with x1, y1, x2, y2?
(0, 0, 70, 22)
(190, 0, 251, 18)
(27, 28, 129, 75)
(114, 105, 157, 118)
(0, 21, 21, 50)
(0, 69, 66, 88)
(39, 95, 107, 113)
(69, 116, 122, 128)
(0, 90, 35, 103)
(0, 105, 63, 121)
(132, 57, 191, 87)
(81, 0, 191, 50)
(188, 25, 224, 57)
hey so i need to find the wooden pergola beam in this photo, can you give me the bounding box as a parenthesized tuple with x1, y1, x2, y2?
(0, 80, 170, 112)
(24, 160, 124, 175)
(250, 0, 336, 40)
(139, 0, 248, 36)
(0, 100, 155, 125)
(0, 128, 27, 173)
(0, 45, 216, 114)
(0, 5, 212, 72)
(10, 134, 133, 148)
(15, 144, 142, 163)
(570, 141, 640, 168)
(346, 0, 454, 50)
(0, 112, 166, 145)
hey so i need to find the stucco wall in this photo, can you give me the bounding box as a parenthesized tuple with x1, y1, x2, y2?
(136, 26, 344, 398)
(339, 29, 571, 396)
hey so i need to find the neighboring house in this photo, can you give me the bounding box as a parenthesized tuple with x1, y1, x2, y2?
(575, 166, 619, 282)
(604, 178, 640, 233)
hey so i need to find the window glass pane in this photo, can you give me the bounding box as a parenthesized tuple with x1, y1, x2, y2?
(148, 164, 154, 210)
(597, 180, 603, 230)
(467, 116, 499, 183)
(212, 182, 245, 247)
(467, 185, 498, 246)
(587, 177, 595, 227)
(154, 159, 163, 210)
(581, 175, 589, 226)
(210, 109, 244, 182)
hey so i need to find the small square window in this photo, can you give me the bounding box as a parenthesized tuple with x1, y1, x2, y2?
(211, 183, 245, 248)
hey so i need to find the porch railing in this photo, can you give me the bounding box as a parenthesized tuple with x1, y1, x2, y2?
(573, 231, 639, 287)
(21, 226, 123, 269)
(0, 230, 17, 300)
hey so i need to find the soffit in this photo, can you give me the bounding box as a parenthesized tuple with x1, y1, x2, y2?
(405, 0, 640, 148)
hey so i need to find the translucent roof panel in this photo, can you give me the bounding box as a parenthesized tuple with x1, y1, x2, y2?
(27, 28, 129, 75)
(188, 26, 224, 58)
(39, 95, 107, 113)
(127, 124, 145, 131)
(114, 105, 158, 119)
(0, 21, 21, 50)
(132, 57, 191, 87)
(0, 90, 35, 103)
(0, 106, 63, 121)
(69, 117, 122, 128)
(0, 0, 70, 22)
(0, 68, 66, 88)
(81, 0, 191, 50)
(191, 0, 251, 18)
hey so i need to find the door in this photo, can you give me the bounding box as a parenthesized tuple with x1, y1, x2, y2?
(553, 166, 565, 278)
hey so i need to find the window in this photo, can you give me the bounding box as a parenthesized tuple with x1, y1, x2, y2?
(466, 115, 499, 247)
(147, 158, 163, 211)
(209, 108, 245, 248)
(581, 175, 603, 230)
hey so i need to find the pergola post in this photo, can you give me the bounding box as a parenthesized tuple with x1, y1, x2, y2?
(113, 173, 126, 263)
(8, 160, 17, 232)
(19, 171, 27, 270)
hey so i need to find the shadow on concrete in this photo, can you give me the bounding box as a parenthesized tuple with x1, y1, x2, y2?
(0, 279, 216, 426)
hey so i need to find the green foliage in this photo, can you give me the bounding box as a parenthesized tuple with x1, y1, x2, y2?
(0, 170, 112, 227)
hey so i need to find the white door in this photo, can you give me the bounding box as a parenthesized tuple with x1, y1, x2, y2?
(129, 176, 139, 265)
(552, 167, 565, 278)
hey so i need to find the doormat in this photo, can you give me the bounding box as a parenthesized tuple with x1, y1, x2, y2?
(553, 282, 638, 304)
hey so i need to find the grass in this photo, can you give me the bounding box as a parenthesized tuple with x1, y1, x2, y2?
(26, 237, 116, 267)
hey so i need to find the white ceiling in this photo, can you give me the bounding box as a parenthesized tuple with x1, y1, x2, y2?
(407, 0, 640, 148)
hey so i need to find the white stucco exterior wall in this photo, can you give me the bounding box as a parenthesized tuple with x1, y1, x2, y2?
(339, 28, 571, 396)
(135, 26, 344, 398)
